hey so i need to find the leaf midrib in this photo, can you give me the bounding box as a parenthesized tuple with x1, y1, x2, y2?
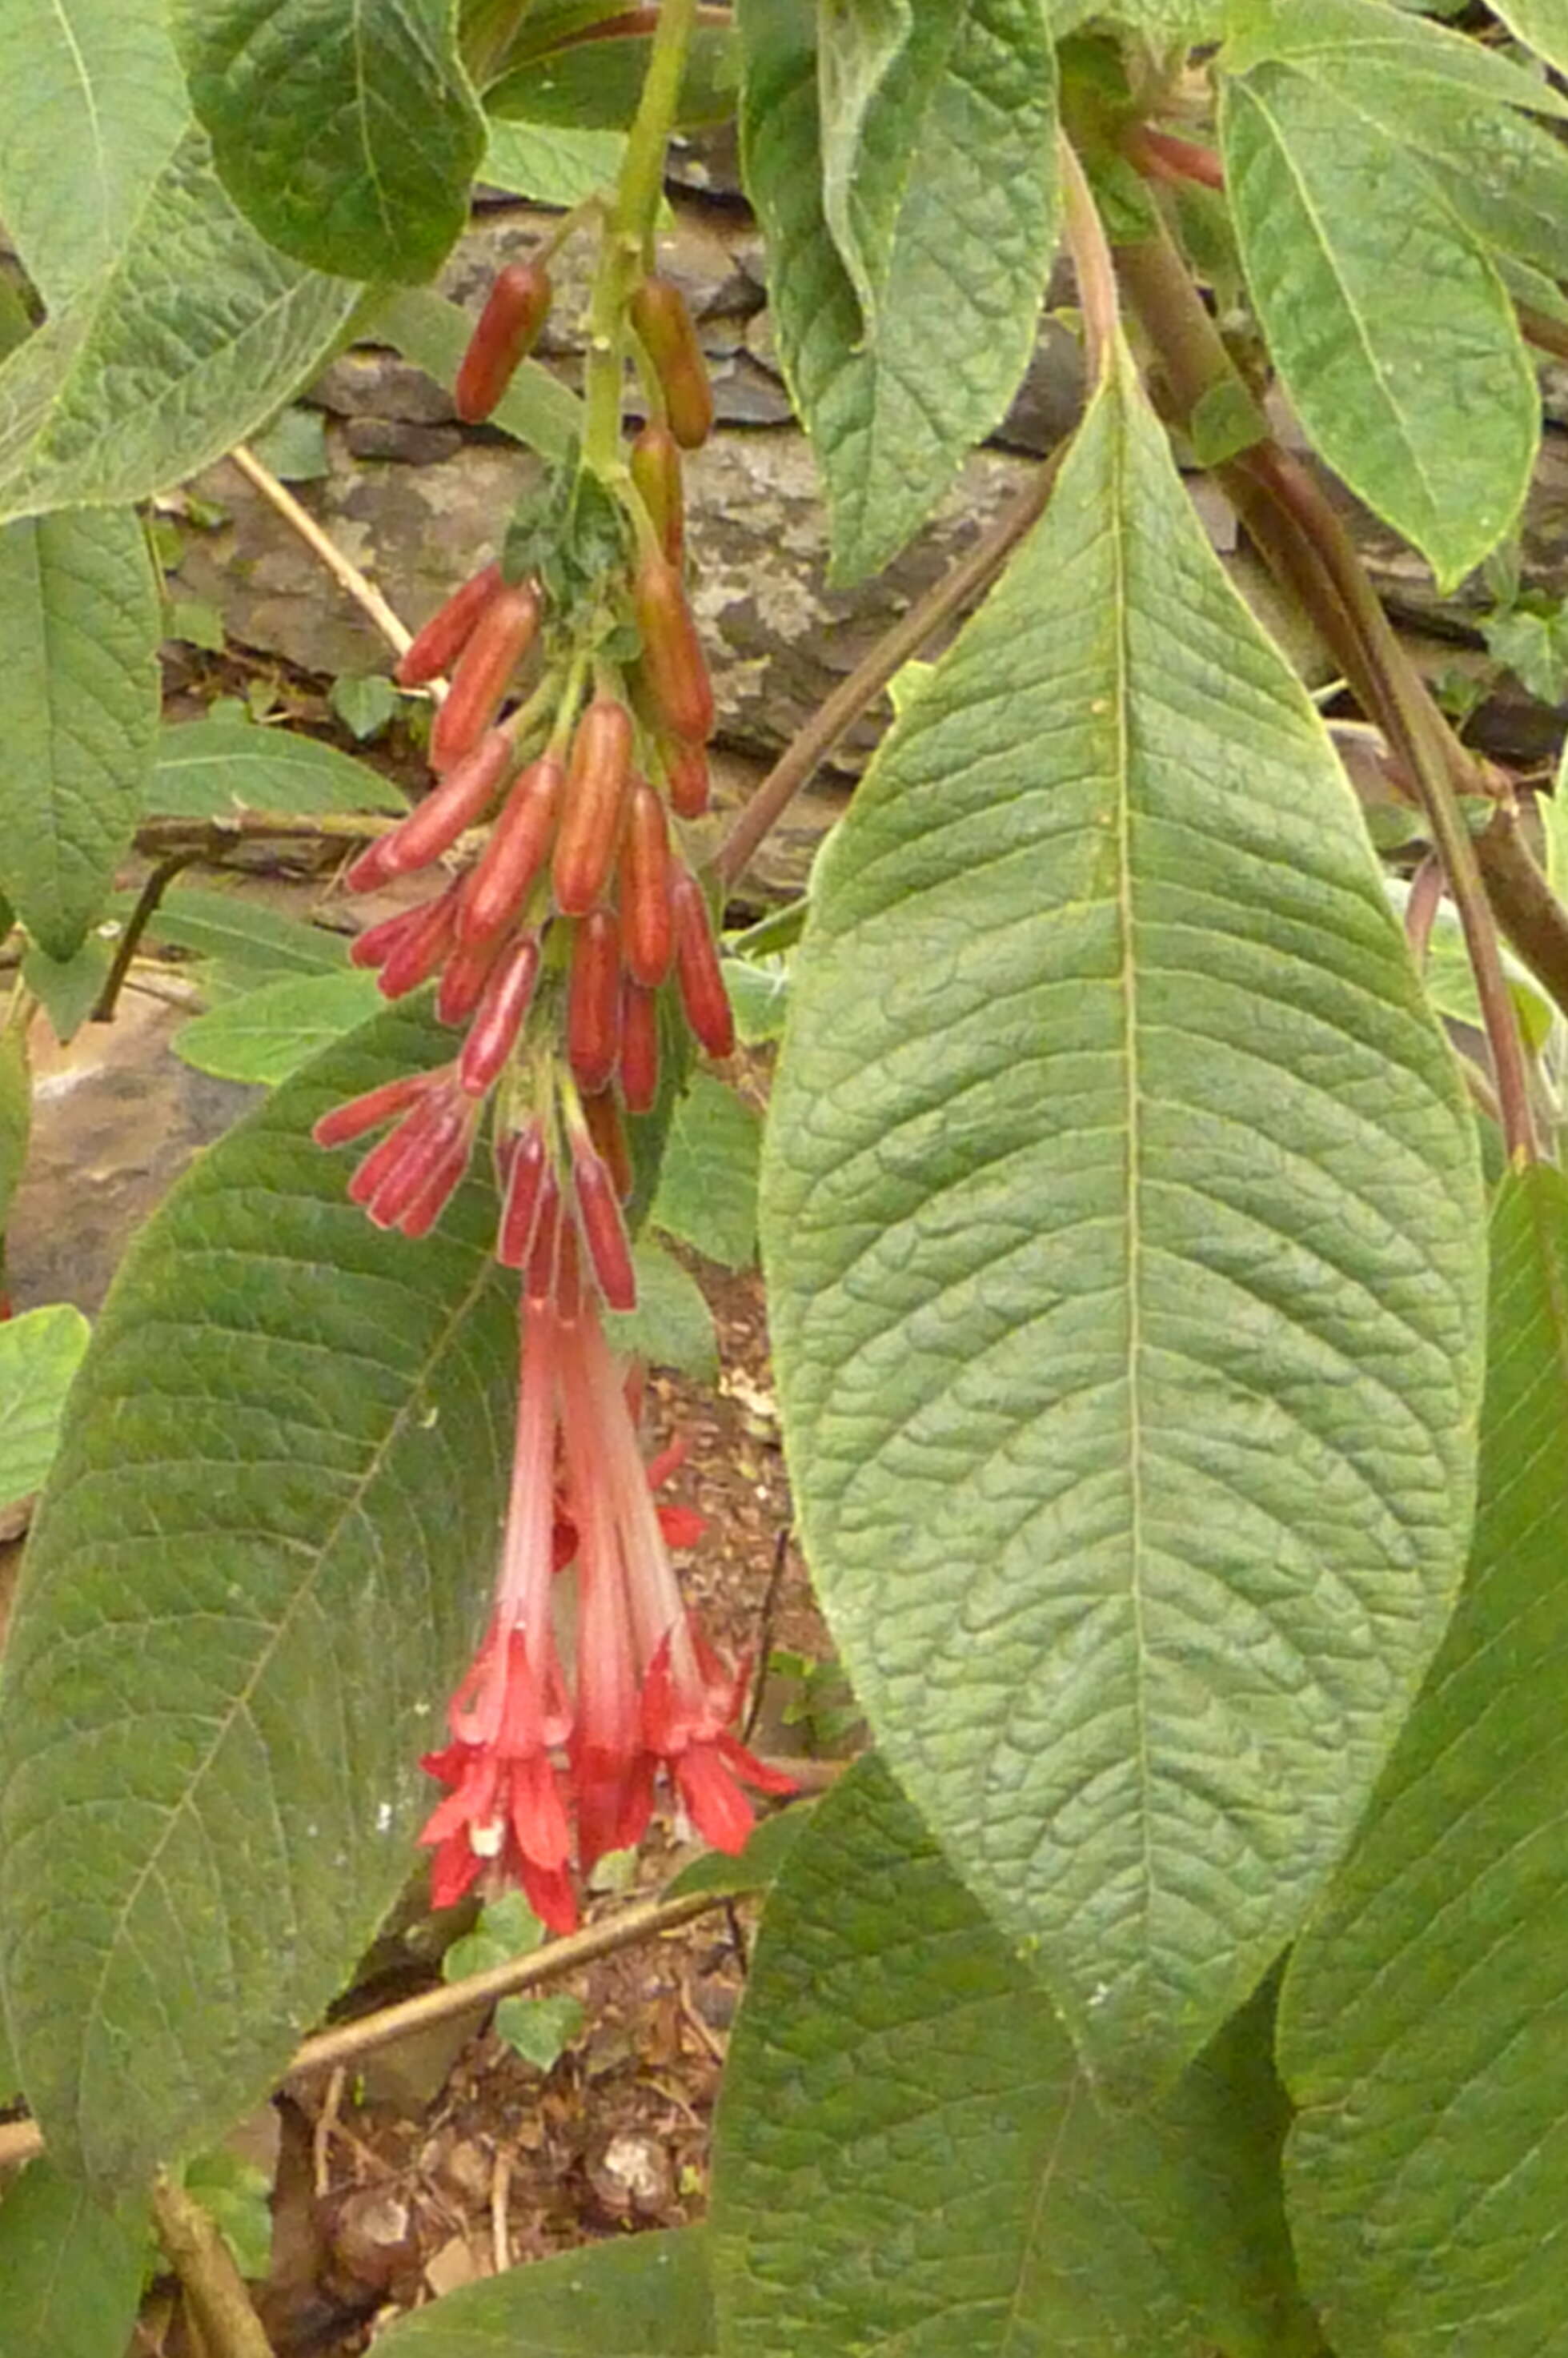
(73, 1237, 502, 2153)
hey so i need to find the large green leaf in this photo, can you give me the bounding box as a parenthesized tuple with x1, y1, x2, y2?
(736, 0, 1058, 583)
(374, 2227, 714, 2355)
(0, 126, 359, 527)
(127, 883, 351, 977)
(482, 117, 627, 207)
(711, 1758, 1317, 2358)
(1280, 1165, 1568, 2358)
(0, 2, 187, 307)
(1219, 60, 1538, 591)
(0, 509, 160, 959)
(151, 719, 404, 819)
(0, 1005, 516, 2192)
(173, 0, 485, 283)
(0, 1306, 92, 1514)
(1224, 0, 1568, 297)
(760, 335, 1486, 2092)
(0, 2162, 147, 2358)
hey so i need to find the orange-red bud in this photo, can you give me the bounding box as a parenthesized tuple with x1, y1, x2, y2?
(459, 754, 563, 948)
(664, 739, 708, 819)
(571, 1131, 636, 1311)
(430, 579, 541, 773)
(671, 871, 734, 1057)
(618, 781, 674, 987)
(584, 1088, 633, 1201)
(629, 421, 684, 564)
(396, 563, 502, 688)
(454, 261, 554, 423)
(459, 935, 540, 1094)
(629, 276, 713, 450)
(633, 555, 713, 744)
(552, 700, 632, 916)
(618, 979, 660, 1113)
(498, 1121, 550, 1271)
(377, 884, 461, 998)
(369, 728, 515, 882)
(567, 908, 622, 1094)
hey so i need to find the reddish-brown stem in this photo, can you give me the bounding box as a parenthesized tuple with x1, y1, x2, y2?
(1115, 219, 1542, 1159)
(1059, 132, 1119, 383)
(1124, 124, 1224, 190)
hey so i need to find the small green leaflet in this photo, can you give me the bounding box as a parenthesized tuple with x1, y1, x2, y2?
(710, 1758, 1317, 2358)
(150, 717, 404, 820)
(0, 0, 187, 307)
(1281, 1166, 1568, 2358)
(0, 1306, 91, 1514)
(172, 970, 386, 1085)
(0, 1005, 515, 2192)
(173, 0, 485, 283)
(482, 118, 627, 207)
(1220, 58, 1538, 590)
(372, 2226, 716, 2356)
(486, 26, 739, 130)
(0, 509, 161, 959)
(603, 1241, 720, 1380)
(126, 884, 350, 978)
(22, 936, 113, 1045)
(761, 334, 1486, 2092)
(652, 1073, 760, 1271)
(736, 0, 1059, 583)
(0, 126, 359, 528)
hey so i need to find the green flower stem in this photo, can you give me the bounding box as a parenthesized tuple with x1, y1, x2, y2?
(580, 0, 698, 477)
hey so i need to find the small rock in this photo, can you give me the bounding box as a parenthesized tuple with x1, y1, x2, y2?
(327, 2190, 419, 2292)
(344, 418, 464, 465)
(424, 2233, 490, 2297)
(437, 2136, 495, 2204)
(309, 349, 455, 426)
(587, 2133, 676, 2220)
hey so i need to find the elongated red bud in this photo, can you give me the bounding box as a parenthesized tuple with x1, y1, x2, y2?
(396, 563, 503, 688)
(430, 579, 542, 773)
(629, 421, 684, 564)
(351, 902, 426, 969)
(552, 700, 632, 916)
(567, 907, 621, 1094)
(435, 925, 506, 1025)
(497, 1121, 550, 1269)
(398, 1138, 475, 1237)
(349, 1111, 427, 1208)
(584, 1086, 633, 1201)
(664, 739, 708, 818)
(315, 1071, 433, 1149)
(629, 275, 713, 450)
(618, 979, 660, 1113)
(378, 884, 462, 998)
(619, 780, 674, 986)
(345, 835, 400, 895)
(571, 1133, 636, 1311)
(458, 935, 540, 1095)
(672, 871, 734, 1057)
(633, 555, 712, 744)
(459, 755, 563, 948)
(374, 728, 515, 883)
(526, 1173, 562, 1304)
(366, 1100, 471, 1229)
(455, 260, 554, 423)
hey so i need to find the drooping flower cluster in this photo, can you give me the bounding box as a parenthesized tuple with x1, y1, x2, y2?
(311, 256, 785, 1919)
(311, 259, 733, 1307)
(418, 1283, 792, 1932)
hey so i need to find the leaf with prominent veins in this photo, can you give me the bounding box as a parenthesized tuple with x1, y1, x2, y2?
(761, 335, 1486, 2091)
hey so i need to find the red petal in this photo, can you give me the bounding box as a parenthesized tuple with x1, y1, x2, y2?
(674, 1744, 756, 1854)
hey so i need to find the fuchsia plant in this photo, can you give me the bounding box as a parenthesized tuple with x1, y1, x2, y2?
(6, 2, 1568, 2355)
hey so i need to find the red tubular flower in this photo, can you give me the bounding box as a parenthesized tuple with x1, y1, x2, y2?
(419, 1303, 577, 1929)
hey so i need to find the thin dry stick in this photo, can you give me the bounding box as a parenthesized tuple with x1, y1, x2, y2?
(1058, 130, 1119, 383)
(714, 444, 1068, 887)
(229, 443, 415, 661)
(150, 2168, 275, 2358)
